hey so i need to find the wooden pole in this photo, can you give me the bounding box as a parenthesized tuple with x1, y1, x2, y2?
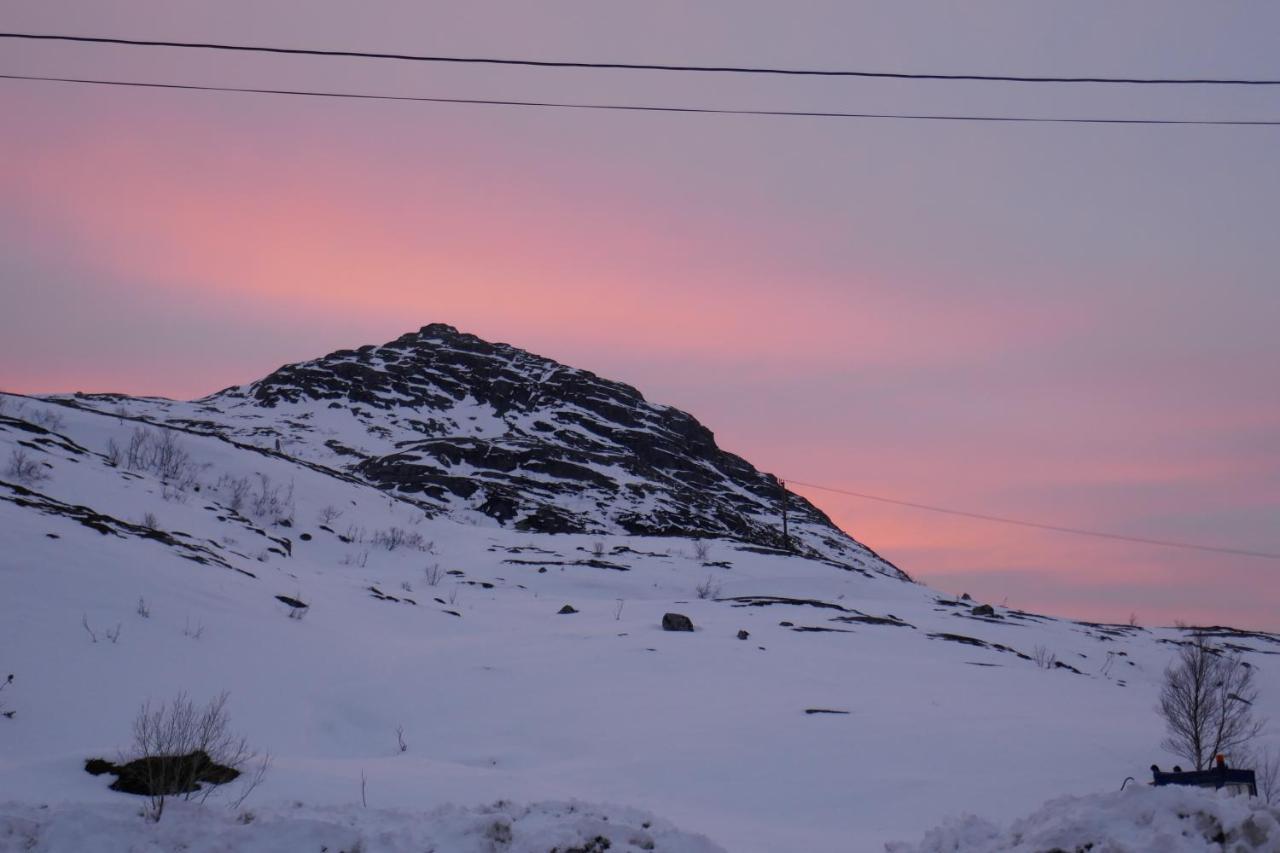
(780, 479, 790, 551)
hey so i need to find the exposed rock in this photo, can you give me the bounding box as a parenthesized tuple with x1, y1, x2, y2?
(662, 613, 694, 632)
(971, 604, 996, 617)
(737, 630, 750, 640)
(558, 604, 578, 615)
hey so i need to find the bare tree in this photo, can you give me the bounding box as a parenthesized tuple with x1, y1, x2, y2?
(1257, 746, 1280, 806)
(0, 674, 14, 720)
(1158, 636, 1265, 770)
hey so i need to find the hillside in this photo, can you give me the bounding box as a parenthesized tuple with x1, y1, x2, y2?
(1, 336, 1277, 851)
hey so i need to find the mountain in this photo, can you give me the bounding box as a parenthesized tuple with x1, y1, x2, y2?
(67, 324, 904, 579)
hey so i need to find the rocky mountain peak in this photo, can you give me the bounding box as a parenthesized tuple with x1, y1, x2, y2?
(157, 326, 903, 579)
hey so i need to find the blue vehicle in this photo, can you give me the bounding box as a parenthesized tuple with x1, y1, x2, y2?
(1150, 755, 1257, 797)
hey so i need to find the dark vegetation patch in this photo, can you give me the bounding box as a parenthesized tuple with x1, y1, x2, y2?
(830, 614, 915, 629)
(725, 595, 851, 612)
(608, 545, 669, 558)
(502, 558, 629, 572)
(84, 752, 240, 796)
(369, 586, 415, 604)
(790, 626, 854, 634)
(927, 633, 1032, 660)
(733, 545, 792, 556)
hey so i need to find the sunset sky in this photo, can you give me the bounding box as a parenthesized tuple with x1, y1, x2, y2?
(2, 2, 1277, 629)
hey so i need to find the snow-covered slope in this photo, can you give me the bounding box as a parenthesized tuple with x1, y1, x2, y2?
(2, 359, 1278, 851)
(58, 324, 902, 578)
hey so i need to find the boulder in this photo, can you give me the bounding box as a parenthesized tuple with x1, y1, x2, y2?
(558, 604, 578, 615)
(662, 612, 694, 632)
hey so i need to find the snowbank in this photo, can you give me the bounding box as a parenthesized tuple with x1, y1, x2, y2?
(886, 786, 1280, 853)
(0, 799, 726, 853)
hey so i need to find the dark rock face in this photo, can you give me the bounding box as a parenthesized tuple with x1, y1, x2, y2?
(971, 604, 996, 617)
(663, 613, 694, 632)
(558, 604, 578, 614)
(137, 324, 902, 577)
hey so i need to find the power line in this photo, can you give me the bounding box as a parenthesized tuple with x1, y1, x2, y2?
(783, 478, 1280, 561)
(5, 74, 1280, 127)
(4, 32, 1280, 86)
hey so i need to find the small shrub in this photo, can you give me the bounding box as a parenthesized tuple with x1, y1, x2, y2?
(695, 576, 721, 600)
(218, 475, 252, 514)
(122, 691, 261, 821)
(317, 504, 343, 526)
(137, 597, 151, 618)
(31, 408, 64, 431)
(395, 725, 407, 753)
(372, 527, 425, 551)
(250, 474, 294, 525)
(5, 448, 50, 486)
(1032, 645, 1057, 670)
(122, 427, 198, 489)
(105, 439, 122, 467)
(590, 541, 606, 558)
(141, 512, 159, 530)
(424, 563, 443, 586)
(341, 551, 369, 568)
(692, 539, 711, 561)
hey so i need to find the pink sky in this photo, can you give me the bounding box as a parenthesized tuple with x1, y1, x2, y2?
(2, 2, 1278, 629)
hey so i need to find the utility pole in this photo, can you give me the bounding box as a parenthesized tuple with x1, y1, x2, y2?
(780, 478, 790, 551)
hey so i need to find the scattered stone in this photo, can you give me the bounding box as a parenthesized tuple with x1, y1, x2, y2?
(971, 604, 996, 617)
(662, 612, 694, 632)
(737, 630, 750, 640)
(299, 532, 312, 541)
(274, 594, 307, 610)
(558, 604, 578, 614)
(804, 709, 850, 715)
(779, 621, 794, 627)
